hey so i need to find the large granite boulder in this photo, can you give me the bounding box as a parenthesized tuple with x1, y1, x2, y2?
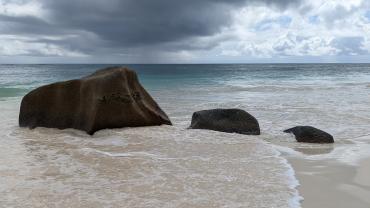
(19, 67, 172, 135)
(284, 126, 334, 143)
(189, 109, 260, 135)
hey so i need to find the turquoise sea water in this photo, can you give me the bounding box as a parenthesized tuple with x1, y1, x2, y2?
(1, 64, 370, 207)
(2, 64, 370, 96)
(2, 64, 370, 136)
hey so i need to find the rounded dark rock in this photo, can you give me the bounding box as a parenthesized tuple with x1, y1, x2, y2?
(189, 108, 260, 135)
(284, 126, 334, 143)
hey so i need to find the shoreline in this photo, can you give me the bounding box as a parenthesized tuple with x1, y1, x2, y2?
(2, 96, 370, 207)
(288, 156, 370, 208)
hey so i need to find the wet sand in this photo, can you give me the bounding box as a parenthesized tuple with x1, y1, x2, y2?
(289, 156, 370, 208)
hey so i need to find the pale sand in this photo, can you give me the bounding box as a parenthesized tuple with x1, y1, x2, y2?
(289, 157, 370, 208)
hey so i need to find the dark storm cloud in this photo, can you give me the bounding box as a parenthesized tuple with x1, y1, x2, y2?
(0, 14, 65, 36)
(38, 0, 300, 49)
(0, 0, 302, 60)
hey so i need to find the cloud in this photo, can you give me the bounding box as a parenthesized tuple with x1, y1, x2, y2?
(365, 10, 370, 21)
(0, 0, 369, 63)
(331, 36, 367, 55)
(215, 0, 370, 62)
(0, 0, 44, 18)
(40, 0, 302, 47)
(0, 0, 301, 60)
(0, 35, 85, 57)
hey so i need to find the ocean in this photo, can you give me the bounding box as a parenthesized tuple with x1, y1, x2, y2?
(1, 64, 370, 207)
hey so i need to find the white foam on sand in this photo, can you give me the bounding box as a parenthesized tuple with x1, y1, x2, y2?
(0, 98, 302, 207)
(272, 138, 370, 167)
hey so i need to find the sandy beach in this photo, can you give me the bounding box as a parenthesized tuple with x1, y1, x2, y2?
(289, 156, 370, 208)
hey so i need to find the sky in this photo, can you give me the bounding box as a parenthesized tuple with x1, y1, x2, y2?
(0, 0, 369, 63)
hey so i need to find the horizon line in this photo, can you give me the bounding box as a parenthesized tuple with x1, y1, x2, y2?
(1, 62, 370, 65)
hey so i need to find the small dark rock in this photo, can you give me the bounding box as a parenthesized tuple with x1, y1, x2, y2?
(189, 109, 260, 135)
(284, 126, 334, 143)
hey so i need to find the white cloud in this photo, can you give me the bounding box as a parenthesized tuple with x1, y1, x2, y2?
(0, 0, 45, 18)
(204, 0, 370, 62)
(0, 35, 86, 57)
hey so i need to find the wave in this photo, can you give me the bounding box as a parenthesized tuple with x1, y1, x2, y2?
(220, 83, 369, 93)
